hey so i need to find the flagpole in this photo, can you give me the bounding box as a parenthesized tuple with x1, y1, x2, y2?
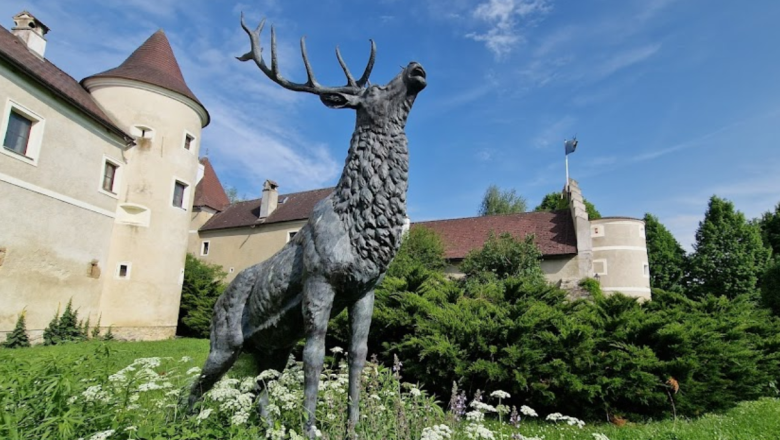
(565, 153, 569, 193)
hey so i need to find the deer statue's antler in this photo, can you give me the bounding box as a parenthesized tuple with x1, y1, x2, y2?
(238, 13, 375, 95)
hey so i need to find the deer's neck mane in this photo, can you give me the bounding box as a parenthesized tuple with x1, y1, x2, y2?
(332, 98, 414, 272)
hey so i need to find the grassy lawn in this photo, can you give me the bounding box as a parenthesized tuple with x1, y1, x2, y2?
(1, 339, 778, 439)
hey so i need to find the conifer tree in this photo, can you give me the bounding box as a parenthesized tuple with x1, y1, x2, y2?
(643, 213, 687, 292)
(688, 196, 771, 298)
(3, 311, 31, 348)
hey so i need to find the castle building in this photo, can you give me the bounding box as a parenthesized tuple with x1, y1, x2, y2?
(0, 11, 209, 342)
(190, 172, 652, 300)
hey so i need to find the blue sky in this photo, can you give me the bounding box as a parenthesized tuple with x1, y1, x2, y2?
(3, 0, 779, 249)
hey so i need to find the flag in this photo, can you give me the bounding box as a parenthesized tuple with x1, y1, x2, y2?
(564, 138, 578, 155)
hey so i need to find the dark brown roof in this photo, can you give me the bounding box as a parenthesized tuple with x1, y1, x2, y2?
(193, 157, 230, 211)
(413, 210, 577, 259)
(0, 25, 131, 143)
(200, 187, 334, 231)
(82, 30, 209, 126)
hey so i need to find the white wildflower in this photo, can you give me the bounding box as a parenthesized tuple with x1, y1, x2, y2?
(67, 396, 79, 404)
(513, 435, 544, 440)
(129, 394, 140, 402)
(87, 430, 115, 440)
(410, 387, 422, 397)
(82, 385, 111, 403)
(520, 405, 538, 417)
(165, 389, 181, 397)
(186, 367, 201, 375)
(196, 408, 213, 423)
(138, 382, 163, 392)
(370, 393, 381, 401)
(257, 369, 281, 381)
(465, 423, 495, 440)
(466, 410, 485, 422)
(266, 425, 286, 440)
(471, 401, 497, 413)
(289, 429, 306, 440)
(592, 434, 610, 440)
(124, 426, 137, 432)
(490, 390, 510, 399)
(330, 346, 344, 354)
(546, 412, 584, 428)
(230, 409, 250, 425)
(421, 424, 453, 440)
(179, 356, 192, 363)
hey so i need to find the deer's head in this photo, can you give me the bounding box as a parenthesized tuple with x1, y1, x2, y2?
(238, 16, 426, 127)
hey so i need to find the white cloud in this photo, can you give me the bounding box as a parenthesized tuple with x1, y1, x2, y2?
(466, 0, 550, 58)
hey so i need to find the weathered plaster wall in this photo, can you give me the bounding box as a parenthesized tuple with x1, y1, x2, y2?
(591, 218, 651, 300)
(0, 63, 124, 342)
(196, 220, 307, 282)
(89, 82, 203, 339)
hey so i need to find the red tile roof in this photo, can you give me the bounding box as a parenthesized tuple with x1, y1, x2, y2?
(82, 30, 209, 125)
(413, 210, 577, 259)
(193, 157, 230, 211)
(200, 187, 334, 231)
(0, 25, 131, 143)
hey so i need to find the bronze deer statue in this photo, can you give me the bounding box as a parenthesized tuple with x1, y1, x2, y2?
(188, 14, 427, 439)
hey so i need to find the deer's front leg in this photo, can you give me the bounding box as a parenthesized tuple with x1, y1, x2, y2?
(302, 276, 335, 439)
(347, 290, 375, 438)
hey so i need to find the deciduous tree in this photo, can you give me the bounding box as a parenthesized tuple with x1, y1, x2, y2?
(688, 196, 771, 298)
(643, 213, 687, 292)
(478, 185, 527, 216)
(534, 191, 601, 219)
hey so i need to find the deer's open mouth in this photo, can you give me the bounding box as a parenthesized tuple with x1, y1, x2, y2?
(410, 65, 426, 79)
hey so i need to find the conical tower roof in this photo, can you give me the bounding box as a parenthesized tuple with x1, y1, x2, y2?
(194, 157, 230, 211)
(82, 30, 209, 125)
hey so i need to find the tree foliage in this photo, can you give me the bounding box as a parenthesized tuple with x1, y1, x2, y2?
(644, 213, 687, 292)
(387, 226, 447, 279)
(326, 223, 780, 421)
(43, 299, 88, 345)
(2, 312, 31, 348)
(688, 196, 771, 298)
(460, 232, 544, 281)
(758, 202, 780, 256)
(478, 185, 527, 216)
(534, 191, 601, 220)
(761, 258, 780, 316)
(178, 253, 227, 338)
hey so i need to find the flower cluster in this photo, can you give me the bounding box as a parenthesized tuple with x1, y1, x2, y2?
(546, 412, 586, 428)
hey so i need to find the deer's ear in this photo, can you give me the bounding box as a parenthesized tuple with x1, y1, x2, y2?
(320, 92, 359, 109)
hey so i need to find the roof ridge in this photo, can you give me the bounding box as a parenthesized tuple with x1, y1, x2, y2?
(414, 209, 566, 225)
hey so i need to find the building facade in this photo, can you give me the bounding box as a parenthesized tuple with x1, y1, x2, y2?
(0, 11, 209, 342)
(191, 173, 651, 300)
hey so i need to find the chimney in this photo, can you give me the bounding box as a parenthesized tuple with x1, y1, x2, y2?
(259, 180, 279, 219)
(12, 11, 49, 58)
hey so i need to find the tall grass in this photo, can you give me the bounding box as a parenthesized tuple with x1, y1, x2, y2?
(1, 340, 778, 440)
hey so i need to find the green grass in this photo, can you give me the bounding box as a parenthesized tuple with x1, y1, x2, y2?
(1, 339, 779, 440)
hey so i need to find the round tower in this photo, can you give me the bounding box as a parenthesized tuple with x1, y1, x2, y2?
(81, 30, 209, 339)
(590, 217, 651, 301)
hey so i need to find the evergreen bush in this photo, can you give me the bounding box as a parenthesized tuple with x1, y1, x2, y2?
(178, 253, 227, 338)
(43, 299, 88, 346)
(2, 311, 31, 348)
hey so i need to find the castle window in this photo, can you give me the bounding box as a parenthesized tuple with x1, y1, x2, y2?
(172, 180, 189, 209)
(1, 100, 44, 165)
(288, 230, 298, 242)
(183, 131, 196, 152)
(99, 157, 122, 196)
(593, 259, 608, 276)
(201, 241, 210, 256)
(643, 264, 650, 277)
(117, 262, 131, 279)
(591, 225, 605, 237)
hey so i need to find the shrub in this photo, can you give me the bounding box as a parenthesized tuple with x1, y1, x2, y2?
(460, 232, 544, 281)
(43, 299, 88, 346)
(178, 253, 227, 338)
(2, 311, 31, 348)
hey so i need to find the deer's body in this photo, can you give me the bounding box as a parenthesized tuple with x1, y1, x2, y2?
(188, 14, 425, 439)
